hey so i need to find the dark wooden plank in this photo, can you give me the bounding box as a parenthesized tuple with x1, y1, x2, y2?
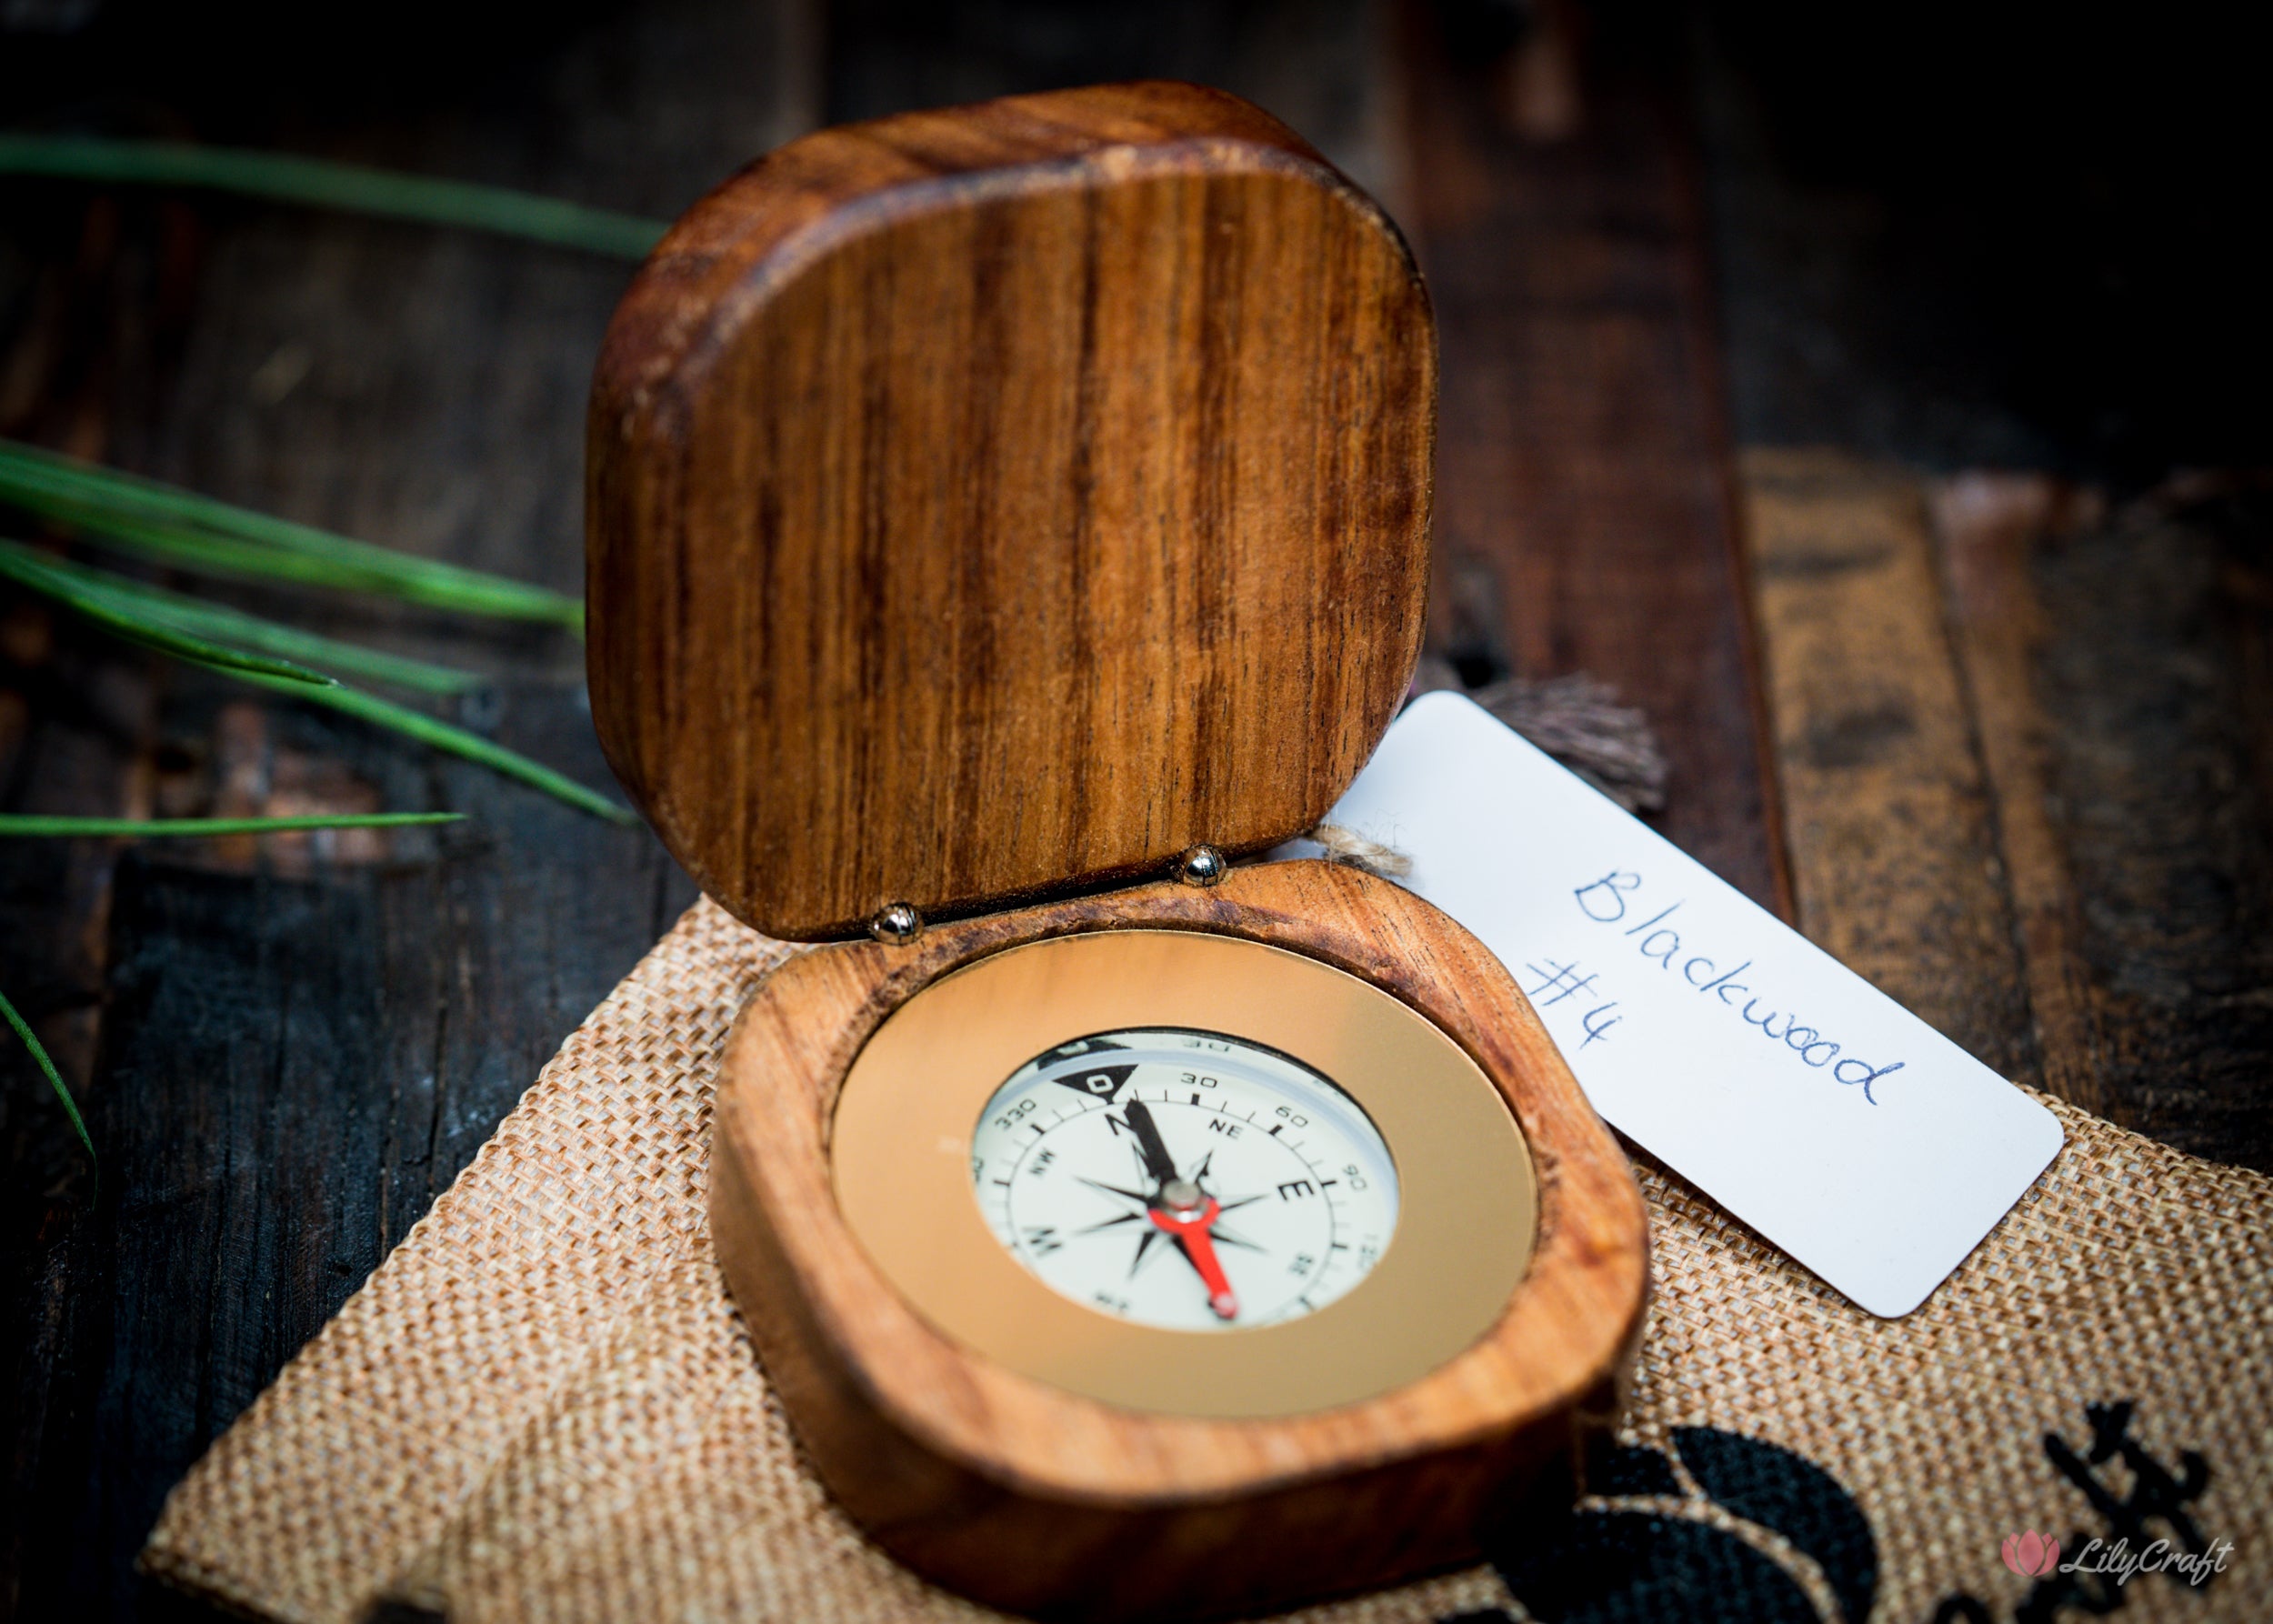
(1937, 474, 2273, 1169)
(1737, 452, 2273, 1174)
(0, 180, 185, 1624)
(1737, 448, 2038, 1083)
(0, 2, 819, 1614)
(1699, 4, 2273, 1169)
(1395, 2, 1788, 914)
(1928, 475, 2117, 1122)
(15, 688, 696, 1617)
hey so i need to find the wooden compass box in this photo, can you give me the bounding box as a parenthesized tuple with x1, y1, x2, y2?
(587, 81, 1647, 1623)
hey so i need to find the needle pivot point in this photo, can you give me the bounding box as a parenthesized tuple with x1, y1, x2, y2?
(1159, 1178, 1205, 1215)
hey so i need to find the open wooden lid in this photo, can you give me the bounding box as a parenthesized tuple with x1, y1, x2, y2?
(586, 82, 1435, 941)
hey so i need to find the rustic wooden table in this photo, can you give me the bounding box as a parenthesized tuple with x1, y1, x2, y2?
(3, 2, 2266, 1617)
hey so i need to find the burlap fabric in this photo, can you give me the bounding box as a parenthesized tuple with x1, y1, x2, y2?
(143, 897, 2270, 1623)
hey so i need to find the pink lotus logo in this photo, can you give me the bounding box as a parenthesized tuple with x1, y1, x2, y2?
(2002, 1531, 2061, 1578)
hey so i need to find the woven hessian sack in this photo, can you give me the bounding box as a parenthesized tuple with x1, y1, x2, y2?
(143, 900, 2271, 1624)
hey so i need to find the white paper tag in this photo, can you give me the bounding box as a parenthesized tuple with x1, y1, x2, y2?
(1312, 691, 2064, 1317)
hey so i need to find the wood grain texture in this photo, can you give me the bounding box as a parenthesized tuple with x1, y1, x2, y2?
(1396, 6, 1789, 915)
(1741, 451, 2273, 1170)
(588, 82, 1436, 941)
(1738, 448, 2036, 1081)
(1935, 473, 2273, 1164)
(1928, 473, 2115, 1119)
(710, 858, 1648, 1622)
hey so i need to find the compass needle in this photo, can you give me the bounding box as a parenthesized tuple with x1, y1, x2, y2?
(971, 1029, 1401, 1332)
(1122, 1098, 1181, 1187)
(1153, 1203, 1239, 1320)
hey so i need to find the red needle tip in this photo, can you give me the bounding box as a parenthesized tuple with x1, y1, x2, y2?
(1150, 1198, 1238, 1320)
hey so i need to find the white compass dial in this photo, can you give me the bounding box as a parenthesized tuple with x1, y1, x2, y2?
(970, 1028, 1400, 1332)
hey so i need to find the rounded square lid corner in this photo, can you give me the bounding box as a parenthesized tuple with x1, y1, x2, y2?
(586, 82, 1435, 939)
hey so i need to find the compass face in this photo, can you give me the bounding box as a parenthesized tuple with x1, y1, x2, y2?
(971, 1028, 1399, 1332)
(831, 929, 1537, 1417)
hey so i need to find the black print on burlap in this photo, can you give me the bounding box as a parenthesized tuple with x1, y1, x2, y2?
(1931, 1400, 2221, 1623)
(1675, 1428, 1879, 1623)
(1594, 1439, 1682, 1499)
(1456, 1426, 1879, 1624)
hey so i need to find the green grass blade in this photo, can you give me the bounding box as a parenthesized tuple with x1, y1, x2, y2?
(0, 134, 666, 260)
(0, 812, 461, 836)
(236, 671, 636, 824)
(0, 540, 335, 684)
(0, 539, 621, 820)
(0, 441, 585, 630)
(30, 491, 556, 620)
(2, 984, 95, 1184)
(0, 539, 482, 694)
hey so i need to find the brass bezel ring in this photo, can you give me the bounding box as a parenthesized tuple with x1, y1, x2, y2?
(831, 929, 1538, 1418)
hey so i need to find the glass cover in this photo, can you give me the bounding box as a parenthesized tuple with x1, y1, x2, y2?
(970, 1028, 1399, 1332)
